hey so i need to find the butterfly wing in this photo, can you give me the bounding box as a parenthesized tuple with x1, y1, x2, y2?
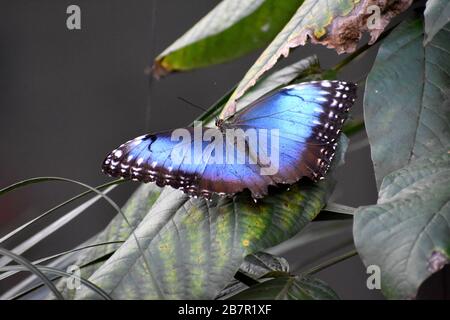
(102, 80, 356, 199)
(102, 128, 271, 199)
(229, 80, 357, 187)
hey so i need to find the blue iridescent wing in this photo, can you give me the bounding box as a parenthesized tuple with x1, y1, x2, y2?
(229, 80, 357, 188)
(102, 80, 356, 199)
(102, 128, 271, 199)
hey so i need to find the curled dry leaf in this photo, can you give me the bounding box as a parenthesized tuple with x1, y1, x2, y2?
(320, 0, 412, 52)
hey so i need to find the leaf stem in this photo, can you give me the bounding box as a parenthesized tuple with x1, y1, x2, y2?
(0, 247, 64, 300)
(0, 241, 122, 282)
(1, 264, 112, 300)
(303, 249, 358, 276)
(343, 119, 365, 136)
(0, 179, 124, 244)
(331, 43, 372, 73)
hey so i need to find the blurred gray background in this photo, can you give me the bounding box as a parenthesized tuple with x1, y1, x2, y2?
(0, 0, 446, 299)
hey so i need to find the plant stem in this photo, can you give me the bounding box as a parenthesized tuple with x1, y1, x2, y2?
(0, 179, 125, 244)
(331, 43, 373, 73)
(303, 249, 358, 276)
(343, 119, 365, 136)
(0, 247, 64, 300)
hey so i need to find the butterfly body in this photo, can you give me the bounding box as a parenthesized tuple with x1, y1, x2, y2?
(102, 80, 357, 199)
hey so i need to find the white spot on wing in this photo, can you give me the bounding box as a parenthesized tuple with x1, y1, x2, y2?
(314, 107, 324, 113)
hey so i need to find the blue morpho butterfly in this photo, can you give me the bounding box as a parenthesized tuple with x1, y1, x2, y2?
(102, 80, 357, 200)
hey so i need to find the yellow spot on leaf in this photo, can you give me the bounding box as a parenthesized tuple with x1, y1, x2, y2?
(314, 27, 327, 39)
(242, 239, 250, 247)
(159, 244, 170, 252)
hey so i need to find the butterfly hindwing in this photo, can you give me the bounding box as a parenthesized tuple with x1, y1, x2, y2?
(230, 80, 356, 184)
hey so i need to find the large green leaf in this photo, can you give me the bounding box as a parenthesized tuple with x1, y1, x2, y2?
(424, 0, 450, 44)
(364, 17, 450, 187)
(220, 0, 412, 118)
(229, 275, 339, 300)
(153, 0, 304, 77)
(354, 147, 450, 299)
(57, 183, 162, 298)
(74, 137, 347, 299)
(75, 175, 337, 299)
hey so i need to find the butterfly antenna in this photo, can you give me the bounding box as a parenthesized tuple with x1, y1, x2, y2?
(177, 96, 208, 113)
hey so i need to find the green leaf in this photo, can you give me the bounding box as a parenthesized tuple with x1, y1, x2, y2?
(79, 183, 161, 267)
(74, 135, 348, 299)
(269, 220, 352, 256)
(239, 252, 289, 278)
(220, 0, 412, 118)
(216, 252, 289, 299)
(364, 17, 450, 187)
(228, 275, 339, 300)
(354, 147, 450, 299)
(57, 183, 162, 298)
(75, 176, 336, 299)
(204, 55, 321, 127)
(153, 0, 304, 77)
(315, 203, 355, 221)
(322, 203, 355, 216)
(233, 55, 321, 112)
(424, 0, 450, 44)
